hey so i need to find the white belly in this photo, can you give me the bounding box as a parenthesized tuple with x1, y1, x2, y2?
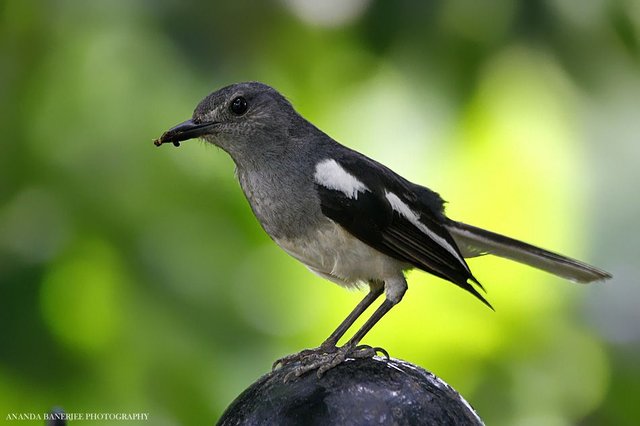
(275, 220, 404, 288)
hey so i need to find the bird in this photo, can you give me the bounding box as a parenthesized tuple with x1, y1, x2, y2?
(154, 81, 611, 379)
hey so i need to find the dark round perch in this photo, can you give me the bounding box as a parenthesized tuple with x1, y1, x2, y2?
(217, 357, 484, 426)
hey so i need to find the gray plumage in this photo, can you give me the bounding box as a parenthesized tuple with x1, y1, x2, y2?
(155, 81, 611, 378)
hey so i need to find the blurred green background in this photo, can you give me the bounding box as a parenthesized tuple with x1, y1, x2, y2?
(1, 0, 639, 424)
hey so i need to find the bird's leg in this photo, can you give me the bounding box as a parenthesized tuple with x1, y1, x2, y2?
(280, 278, 407, 381)
(339, 276, 406, 356)
(312, 299, 396, 377)
(281, 300, 399, 382)
(320, 282, 384, 349)
(341, 299, 396, 354)
(273, 282, 383, 370)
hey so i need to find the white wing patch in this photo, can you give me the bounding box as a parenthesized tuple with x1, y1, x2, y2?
(314, 159, 369, 199)
(385, 191, 468, 270)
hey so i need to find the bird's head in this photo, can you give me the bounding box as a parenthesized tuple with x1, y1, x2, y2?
(155, 82, 304, 164)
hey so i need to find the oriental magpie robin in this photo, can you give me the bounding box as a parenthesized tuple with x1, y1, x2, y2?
(155, 82, 611, 379)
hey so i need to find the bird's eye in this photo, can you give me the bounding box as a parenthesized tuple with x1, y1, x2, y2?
(230, 96, 248, 115)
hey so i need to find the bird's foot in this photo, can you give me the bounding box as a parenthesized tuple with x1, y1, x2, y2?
(274, 344, 390, 382)
(272, 344, 338, 371)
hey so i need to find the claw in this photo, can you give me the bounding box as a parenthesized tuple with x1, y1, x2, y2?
(273, 344, 392, 381)
(370, 346, 390, 359)
(283, 369, 303, 384)
(273, 346, 337, 371)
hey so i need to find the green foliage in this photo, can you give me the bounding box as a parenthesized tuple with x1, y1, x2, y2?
(1, 1, 638, 424)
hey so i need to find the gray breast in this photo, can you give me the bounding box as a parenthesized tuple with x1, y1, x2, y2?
(237, 166, 325, 240)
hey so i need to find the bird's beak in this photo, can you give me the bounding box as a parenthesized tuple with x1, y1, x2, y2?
(154, 119, 218, 147)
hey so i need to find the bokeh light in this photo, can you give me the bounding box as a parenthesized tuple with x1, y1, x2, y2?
(1, 1, 637, 425)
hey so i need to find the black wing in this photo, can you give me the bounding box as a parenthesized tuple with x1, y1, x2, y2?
(314, 153, 491, 309)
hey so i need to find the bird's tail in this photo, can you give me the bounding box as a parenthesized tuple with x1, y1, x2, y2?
(445, 221, 611, 283)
